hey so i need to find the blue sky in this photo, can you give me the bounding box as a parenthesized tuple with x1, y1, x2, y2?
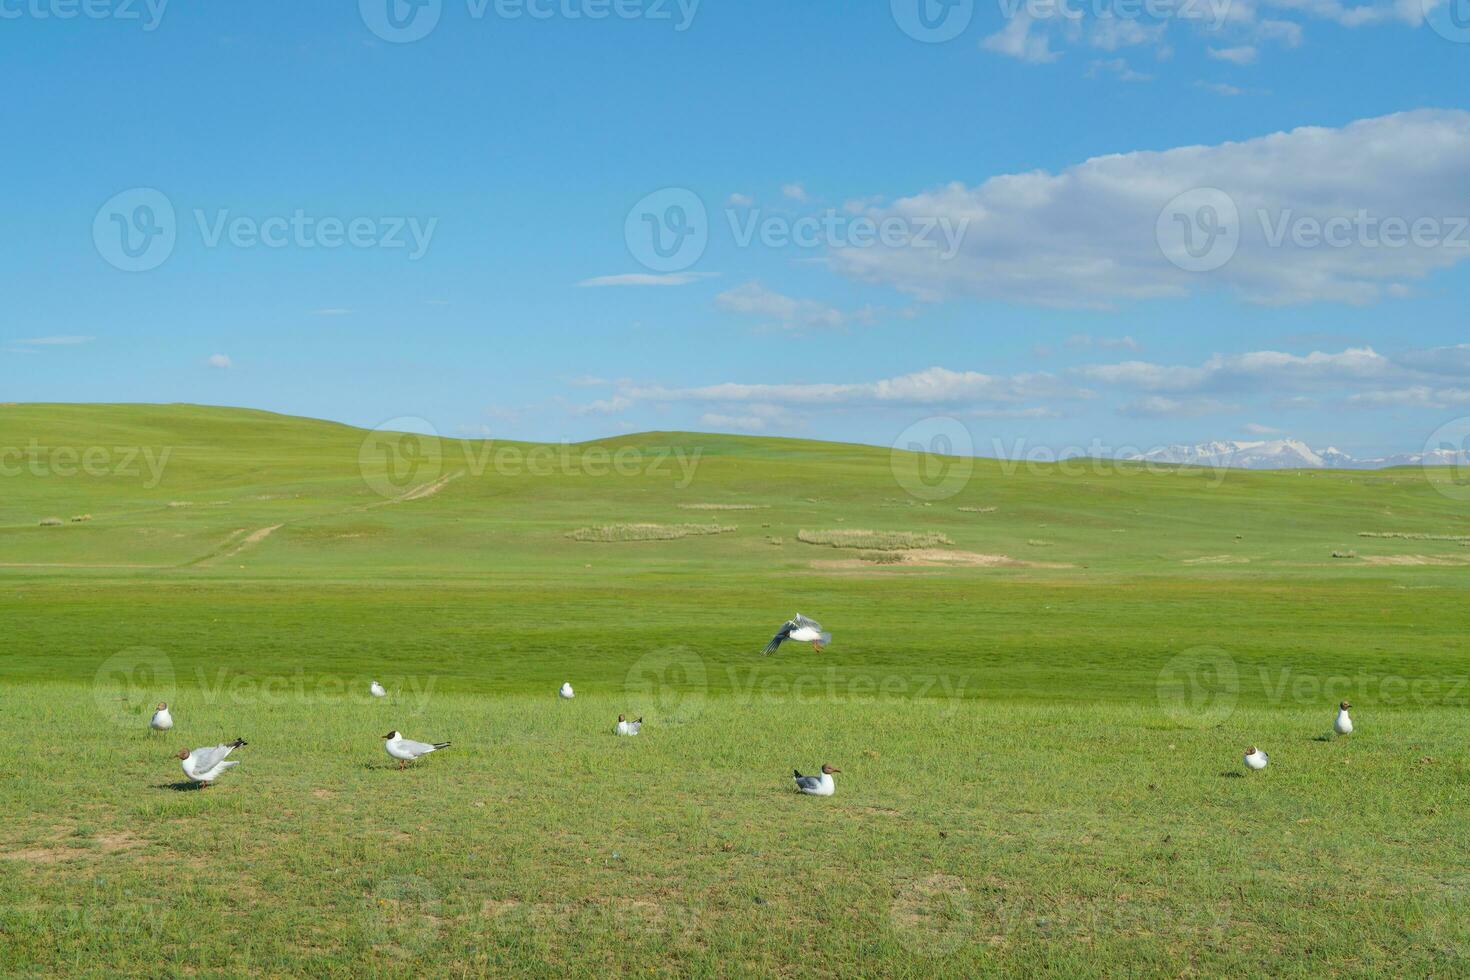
(4, 0, 1469, 457)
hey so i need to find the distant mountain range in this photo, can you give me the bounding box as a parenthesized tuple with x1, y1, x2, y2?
(1123, 438, 1469, 470)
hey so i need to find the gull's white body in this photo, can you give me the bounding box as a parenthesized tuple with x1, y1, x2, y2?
(182, 743, 242, 784)
(1334, 709, 1353, 735)
(370, 681, 386, 698)
(384, 734, 446, 762)
(789, 625, 824, 643)
(149, 706, 174, 731)
(794, 771, 835, 796)
(615, 718, 641, 736)
(559, 682, 574, 699)
(1244, 749, 1269, 771)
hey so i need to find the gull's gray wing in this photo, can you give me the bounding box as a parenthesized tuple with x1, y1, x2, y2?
(794, 613, 823, 631)
(793, 771, 823, 791)
(190, 743, 234, 772)
(763, 620, 795, 655)
(400, 739, 437, 756)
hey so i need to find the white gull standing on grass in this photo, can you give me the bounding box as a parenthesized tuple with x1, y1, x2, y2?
(763, 614, 832, 655)
(615, 714, 642, 736)
(1243, 747, 1269, 771)
(178, 738, 246, 787)
(1334, 701, 1353, 735)
(383, 730, 450, 769)
(149, 702, 173, 732)
(794, 763, 840, 796)
(559, 682, 575, 699)
(370, 681, 387, 698)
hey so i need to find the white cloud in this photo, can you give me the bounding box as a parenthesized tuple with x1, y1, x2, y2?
(626, 366, 1075, 409)
(207, 354, 232, 369)
(1243, 422, 1281, 434)
(714, 282, 846, 330)
(1075, 347, 1401, 393)
(1066, 334, 1141, 351)
(981, 12, 1060, 63)
(1086, 58, 1153, 82)
(1119, 396, 1241, 417)
(781, 183, 808, 202)
(1209, 45, 1259, 64)
(17, 335, 93, 345)
(577, 272, 718, 287)
(1347, 386, 1470, 408)
(574, 395, 633, 415)
(727, 193, 754, 207)
(1196, 80, 1246, 96)
(830, 110, 1470, 307)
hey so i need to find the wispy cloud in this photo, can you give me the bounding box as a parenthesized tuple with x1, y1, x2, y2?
(16, 335, 93, 346)
(577, 272, 718, 288)
(207, 353, 233, 369)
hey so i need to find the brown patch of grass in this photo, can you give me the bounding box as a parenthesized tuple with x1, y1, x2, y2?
(567, 523, 736, 542)
(797, 529, 953, 551)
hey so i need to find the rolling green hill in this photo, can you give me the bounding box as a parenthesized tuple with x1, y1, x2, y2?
(2, 402, 1467, 701)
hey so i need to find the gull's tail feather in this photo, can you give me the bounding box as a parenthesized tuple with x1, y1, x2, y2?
(229, 737, 247, 748)
(433, 742, 451, 750)
(793, 769, 802, 779)
(818, 632, 832, 645)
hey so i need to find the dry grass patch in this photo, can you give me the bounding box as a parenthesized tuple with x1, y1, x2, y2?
(958, 506, 997, 514)
(1359, 532, 1470, 542)
(677, 503, 767, 511)
(567, 523, 736, 542)
(797, 529, 953, 551)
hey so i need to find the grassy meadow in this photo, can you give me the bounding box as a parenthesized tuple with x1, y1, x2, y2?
(2, 403, 1469, 976)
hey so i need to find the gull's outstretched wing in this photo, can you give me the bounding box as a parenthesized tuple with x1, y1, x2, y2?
(793, 613, 823, 632)
(189, 743, 234, 773)
(763, 620, 795, 655)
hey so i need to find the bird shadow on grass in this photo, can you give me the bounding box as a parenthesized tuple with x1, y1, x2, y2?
(1311, 734, 1335, 742)
(1219, 771, 1245, 779)
(156, 781, 204, 792)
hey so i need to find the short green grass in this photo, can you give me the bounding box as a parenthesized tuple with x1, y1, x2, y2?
(2, 403, 1469, 976)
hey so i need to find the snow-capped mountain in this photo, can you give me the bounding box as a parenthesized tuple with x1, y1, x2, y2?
(1125, 439, 1470, 470)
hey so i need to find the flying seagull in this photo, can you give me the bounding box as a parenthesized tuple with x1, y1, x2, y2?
(763, 613, 831, 655)
(1243, 746, 1269, 771)
(794, 763, 840, 796)
(559, 682, 574, 699)
(370, 681, 386, 698)
(615, 714, 642, 736)
(1334, 700, 1353, 735)
(149, 701, 174, 732)
(178, 738, 246, 787)
(383, 730, 450, 769)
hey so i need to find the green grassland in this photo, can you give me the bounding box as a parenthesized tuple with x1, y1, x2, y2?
(2, 403, 1469, 976)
